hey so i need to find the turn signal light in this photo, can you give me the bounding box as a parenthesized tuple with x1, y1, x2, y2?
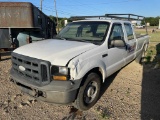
(53, 76, 67, 81)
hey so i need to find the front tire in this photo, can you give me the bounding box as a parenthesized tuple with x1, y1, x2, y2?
(73, 73, 101, 111)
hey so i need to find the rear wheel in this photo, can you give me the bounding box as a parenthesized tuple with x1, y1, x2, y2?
(73, 73, 101, 111)
(135, 44, 148, 64)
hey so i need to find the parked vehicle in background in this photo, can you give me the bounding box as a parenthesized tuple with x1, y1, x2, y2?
(10, 14, 149, 111)
(136, 25, 145, 29)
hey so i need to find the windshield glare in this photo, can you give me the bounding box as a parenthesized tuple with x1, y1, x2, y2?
(57, 21, 109, 43)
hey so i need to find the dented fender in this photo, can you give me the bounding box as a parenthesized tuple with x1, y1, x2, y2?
(68, 59, 107, 83)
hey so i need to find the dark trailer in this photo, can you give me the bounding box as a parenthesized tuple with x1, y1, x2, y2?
(0, 2, 57, 49)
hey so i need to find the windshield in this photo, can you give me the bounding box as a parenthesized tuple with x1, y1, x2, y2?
(56, 21, 110, 44)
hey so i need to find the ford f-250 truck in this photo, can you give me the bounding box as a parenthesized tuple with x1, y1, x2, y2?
(10, 14, 149, 110)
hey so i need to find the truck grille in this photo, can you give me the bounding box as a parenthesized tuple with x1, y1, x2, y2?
(11, 52, 51, 86)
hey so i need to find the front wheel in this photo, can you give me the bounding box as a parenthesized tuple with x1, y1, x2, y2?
(73, 73, 101, 111)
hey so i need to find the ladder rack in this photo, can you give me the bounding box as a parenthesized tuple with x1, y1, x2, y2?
(70, 14, 145, 21)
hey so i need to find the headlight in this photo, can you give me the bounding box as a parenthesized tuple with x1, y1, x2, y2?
(59, 66, 68, 75)
(51, 66, 70, 81)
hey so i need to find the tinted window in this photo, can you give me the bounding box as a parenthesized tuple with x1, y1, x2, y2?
(108, 23, 124, 48)
(124, 23, 134, 40)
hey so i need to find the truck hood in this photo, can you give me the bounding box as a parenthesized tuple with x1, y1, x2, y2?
(14, 39, 97, 66)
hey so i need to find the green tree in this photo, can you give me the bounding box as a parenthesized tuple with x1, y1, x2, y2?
(142, 17, 160, 26)
(48, 15, 69, 28)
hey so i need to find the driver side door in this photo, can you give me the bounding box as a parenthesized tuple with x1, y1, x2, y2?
(106, 23, 127, 76)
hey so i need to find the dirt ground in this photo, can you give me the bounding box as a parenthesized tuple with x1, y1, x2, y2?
(0, 54, 160, 120)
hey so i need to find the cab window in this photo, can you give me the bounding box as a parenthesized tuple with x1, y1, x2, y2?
(124, 23, 134, 40)
(108, 23, 124, 48)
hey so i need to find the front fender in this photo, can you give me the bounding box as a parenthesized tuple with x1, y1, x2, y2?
(74, 59, 107, 82)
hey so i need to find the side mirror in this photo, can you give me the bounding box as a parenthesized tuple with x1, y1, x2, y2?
(111, 40, 126, 47)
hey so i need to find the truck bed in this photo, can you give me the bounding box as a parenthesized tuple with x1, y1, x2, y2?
(136, 33, 148, 39)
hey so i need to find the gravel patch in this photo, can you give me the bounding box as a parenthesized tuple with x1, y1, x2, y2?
(1, 55, 160, 120)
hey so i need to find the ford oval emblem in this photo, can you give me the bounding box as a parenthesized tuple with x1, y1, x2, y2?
(19, 66, 26, 71)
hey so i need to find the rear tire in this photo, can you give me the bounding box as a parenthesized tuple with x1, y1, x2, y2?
(73, 73, 101, 111)
(135, 44, 147, 64)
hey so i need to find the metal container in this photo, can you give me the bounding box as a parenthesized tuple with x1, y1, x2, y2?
(0, 2, 57, 49)
(0, 2, 34, 28)
(0, 2, 56, 31)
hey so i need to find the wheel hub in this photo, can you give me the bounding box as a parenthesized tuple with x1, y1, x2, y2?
(84, 81, 98, 104)
(87, 86, 95, 97)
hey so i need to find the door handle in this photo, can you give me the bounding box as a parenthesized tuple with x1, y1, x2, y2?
(102, 54, 108, 58)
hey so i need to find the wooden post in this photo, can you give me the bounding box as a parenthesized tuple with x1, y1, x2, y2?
(159, 19, 160, 29)
(0, 49, 2, 61)
(40, 0, 43, 11)
(0, 51, 1, 61)
(54, 0, 59, 32)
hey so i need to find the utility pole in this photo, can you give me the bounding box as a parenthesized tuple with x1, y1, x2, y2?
(159, 19, 160, 29)
(40, 0, 43, 11)
(54, 0, 59, 32)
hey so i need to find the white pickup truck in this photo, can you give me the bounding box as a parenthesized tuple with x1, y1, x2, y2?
(10, 14, 149, 110)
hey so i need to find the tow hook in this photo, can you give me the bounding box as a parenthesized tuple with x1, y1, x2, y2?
(33, 89, 46, 98)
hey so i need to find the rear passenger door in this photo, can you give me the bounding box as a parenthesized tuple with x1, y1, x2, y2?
(124, 23, 136, 63)
(106, 23, 127, 76)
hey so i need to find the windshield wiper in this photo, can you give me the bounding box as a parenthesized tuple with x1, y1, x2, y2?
(54, 36, 67, 40)
(76, 39, 100, 45)
(54, 37, 100, 45)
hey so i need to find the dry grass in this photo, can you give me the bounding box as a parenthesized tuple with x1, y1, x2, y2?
(135, 28, 160, 42)
(135, 28, 160, 64)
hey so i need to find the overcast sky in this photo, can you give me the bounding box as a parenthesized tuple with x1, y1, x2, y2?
(0, 0, 159, 18)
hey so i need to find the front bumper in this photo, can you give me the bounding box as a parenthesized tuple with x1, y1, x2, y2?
(10, 69, 82, 104)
